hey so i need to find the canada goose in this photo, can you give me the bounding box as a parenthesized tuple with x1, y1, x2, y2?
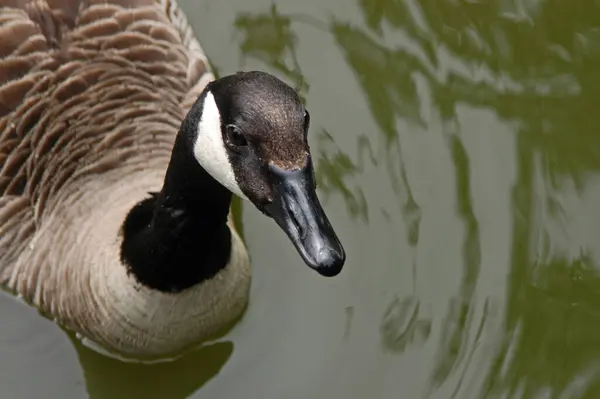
(0, 0, 345, 358)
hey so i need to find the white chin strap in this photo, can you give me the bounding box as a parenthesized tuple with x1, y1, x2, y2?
(192, 91, 249, 200)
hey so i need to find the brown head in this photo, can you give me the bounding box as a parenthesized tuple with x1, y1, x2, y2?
(187, 71, 345, 276)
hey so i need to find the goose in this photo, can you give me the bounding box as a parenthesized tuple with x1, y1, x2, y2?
(0, 0, 345, 358)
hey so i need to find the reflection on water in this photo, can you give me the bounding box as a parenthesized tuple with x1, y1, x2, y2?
(428, 135, 482, 392)
(234, 4, 310, 96)
(314, 129, 371, 222)
(380, 295, 432, 353)
(231, 0, 600, 397)
(3, 0, 600, 397)
(73, 338, 233, 399)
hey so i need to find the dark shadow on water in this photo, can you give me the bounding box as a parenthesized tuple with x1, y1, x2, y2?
(71, 337, 233, 399)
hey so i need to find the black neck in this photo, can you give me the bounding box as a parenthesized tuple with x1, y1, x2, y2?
(120, 120, 233, 293)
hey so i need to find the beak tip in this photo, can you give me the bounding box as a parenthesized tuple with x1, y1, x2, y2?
(310, 247, 345, 277)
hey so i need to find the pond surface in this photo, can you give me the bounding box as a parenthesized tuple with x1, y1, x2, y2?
(3, 0, 600, 398)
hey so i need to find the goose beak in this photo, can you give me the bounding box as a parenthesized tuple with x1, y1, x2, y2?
(264, 159, 345, 277)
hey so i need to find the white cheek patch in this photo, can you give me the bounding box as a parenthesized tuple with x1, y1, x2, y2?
(193, 91, 249, 200)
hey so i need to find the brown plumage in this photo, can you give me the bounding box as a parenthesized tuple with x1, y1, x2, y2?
(0, 0, 251, 358)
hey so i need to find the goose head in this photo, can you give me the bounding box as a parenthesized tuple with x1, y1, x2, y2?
(189, 71, 345, 277)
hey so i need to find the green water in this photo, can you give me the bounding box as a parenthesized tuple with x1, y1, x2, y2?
(3, 0, 600, 397)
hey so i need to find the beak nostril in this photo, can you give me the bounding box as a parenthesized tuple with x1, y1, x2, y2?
(289, 207, 306, 239)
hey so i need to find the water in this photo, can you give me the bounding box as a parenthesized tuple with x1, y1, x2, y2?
(2, 0, 600, 397)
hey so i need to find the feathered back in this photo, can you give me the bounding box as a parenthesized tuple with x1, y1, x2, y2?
(0, 0, 213, 275)
(0, 0, 251, 358)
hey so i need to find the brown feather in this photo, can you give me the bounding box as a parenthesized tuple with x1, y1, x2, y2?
(0, 0, 250, 358)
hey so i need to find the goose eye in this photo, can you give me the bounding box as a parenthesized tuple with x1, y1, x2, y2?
(224, 124, 248, 149)
(303, 110, 310, 133)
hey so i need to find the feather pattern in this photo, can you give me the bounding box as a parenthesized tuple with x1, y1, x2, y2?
(0, 0, 251, 358)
